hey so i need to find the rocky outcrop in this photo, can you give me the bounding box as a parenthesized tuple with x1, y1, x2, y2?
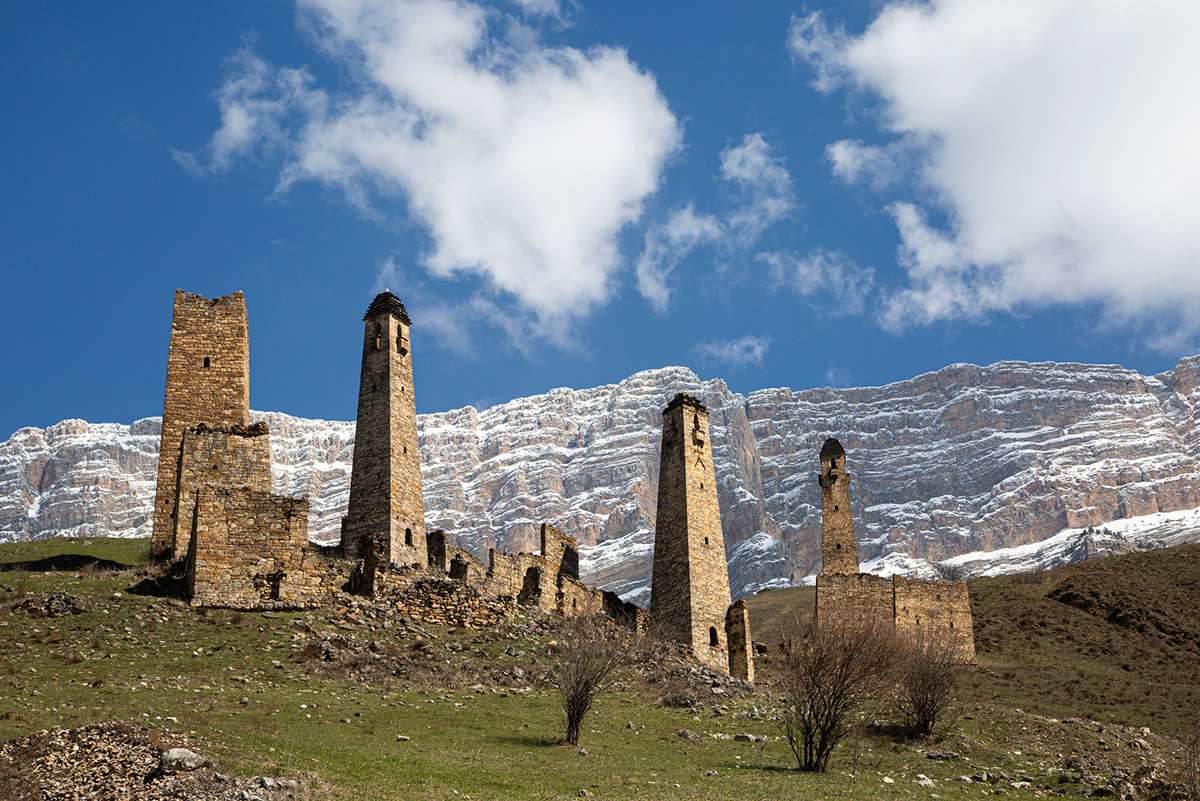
(4, 357, 1200, 602)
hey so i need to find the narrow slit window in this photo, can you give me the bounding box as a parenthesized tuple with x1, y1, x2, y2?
(709, 627, 719, 647)
(202, 357, 210, 368)
(405, 528, 413, 546)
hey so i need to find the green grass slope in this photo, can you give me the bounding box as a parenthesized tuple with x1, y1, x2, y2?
(0, 537, 1196, 799)
(745, 544, 1200, 734)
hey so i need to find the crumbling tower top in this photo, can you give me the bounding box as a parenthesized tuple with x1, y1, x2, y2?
(151, 289, 251, 560)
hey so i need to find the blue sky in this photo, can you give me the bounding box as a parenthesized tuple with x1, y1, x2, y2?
(4, 0, 1200, 439)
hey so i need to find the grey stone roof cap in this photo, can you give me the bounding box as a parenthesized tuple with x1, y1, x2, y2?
(363, 291, 412, 324)
(820, 437, 845, 458)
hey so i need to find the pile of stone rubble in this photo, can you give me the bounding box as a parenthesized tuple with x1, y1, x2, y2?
(0, 721, 315, 800)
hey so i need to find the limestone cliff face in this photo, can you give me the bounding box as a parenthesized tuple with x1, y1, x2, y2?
(4, 357, 1200, 602)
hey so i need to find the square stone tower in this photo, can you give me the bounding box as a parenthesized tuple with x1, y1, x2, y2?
(151, 290, 251, 560)
(650, 392, 733, 673)
(343, 291, 426, 567)
(819, 437, 860, 575)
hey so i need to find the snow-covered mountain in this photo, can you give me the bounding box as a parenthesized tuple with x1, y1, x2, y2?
(4, 357, 1200, 602)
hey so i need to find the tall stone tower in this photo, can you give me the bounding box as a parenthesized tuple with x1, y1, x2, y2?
(343, 291, 426, 567)
(819, 437, 859, 575)
(650, 392, 733, 673)
(151, 290, 251, 560)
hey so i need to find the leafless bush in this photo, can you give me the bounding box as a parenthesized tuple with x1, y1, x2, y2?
(778, 612, 899, 772)
(1009, 568, 1046, 585)
(933, 562, 969, 581)
(1179, 716, 1200, 801)
(895, 628, 968, 738)
(553, 614, 649, 747)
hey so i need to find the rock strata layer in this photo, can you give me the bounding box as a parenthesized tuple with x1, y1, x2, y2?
(4, 358, 1200, 601)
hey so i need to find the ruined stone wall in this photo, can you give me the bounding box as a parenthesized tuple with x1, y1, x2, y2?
(892, 575, 976, 661)
(152, 290, 250, 559)
(725, 599, 755, 683)
(819, 438, 859, 575)
(650, 393, 733, 674)
(539, 523, 579, 581)
(815, 573, 894, 626)
(171, 423, 271, 558)
(487, 549, 553, 613)
(344, 292, 426, 567)
(371, 568, 519, 628)
(186, 488, 311, 609)
(557, 575, 604, 617)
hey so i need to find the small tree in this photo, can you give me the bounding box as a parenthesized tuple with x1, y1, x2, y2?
(554, 614, 640, 747)
(778, 612, 898, 772)
(895, 627, 968, 737)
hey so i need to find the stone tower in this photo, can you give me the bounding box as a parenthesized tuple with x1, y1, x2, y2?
(151, 290, 251, 560)
(343, 291, 426, 567)
(819, 437, 859, 575)
(650, 392, 733, 673)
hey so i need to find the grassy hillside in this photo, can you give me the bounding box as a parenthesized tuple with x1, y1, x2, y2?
(745, 544, 1200, 734)
(0, 538, 1196, 799)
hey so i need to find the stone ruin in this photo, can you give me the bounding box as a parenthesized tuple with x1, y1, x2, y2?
(149, 287, 977, 677)
(814, 437, 977, 661)
(148, 291, 660, 653)
(650, 392, 754, 680)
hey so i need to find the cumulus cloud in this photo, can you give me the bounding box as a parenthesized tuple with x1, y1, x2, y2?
(719, 132, 795, 245)
(791, 1, 1200, 345)
(184, 0, 681, 336)
(694, 335, 771, 370)
(759, 248, 876, 315)
(635, 133, 794, 310)
(635, 205, 723, 313)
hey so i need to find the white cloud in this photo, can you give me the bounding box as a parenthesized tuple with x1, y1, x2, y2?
(824, 364, 852, 387)
(759, 248, 876, 315)
(634, 133, 794, 310)
(792, 1, 1200, 345)
(694, 335, 771, 370)
(825, 139, 910, 192)
(186, 0, 681, 337)
(510, 0, 561, 17)
(635, 205, 722, 313)
(719, 132, 795, 245)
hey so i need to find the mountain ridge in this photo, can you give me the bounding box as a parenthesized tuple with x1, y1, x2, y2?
(4, 356, 1200, 601)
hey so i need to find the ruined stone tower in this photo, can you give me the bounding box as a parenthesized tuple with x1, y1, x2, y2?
(819, 437, 859, 575)
(151, 290, 251, 560)
(650, 392, 733, 673)
(343, 291, 425, 567)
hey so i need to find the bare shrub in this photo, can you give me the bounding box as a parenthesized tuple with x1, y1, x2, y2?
(553, 614, 646, 747)
(933, 562, 969, 581)
(1009, 568, 1046, 585)
(895, 628, 968, 738)
(1179, 717, 1200, 801)
(778, 612, 899, 772)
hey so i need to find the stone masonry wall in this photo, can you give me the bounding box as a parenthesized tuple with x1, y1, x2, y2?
(725, 599, 754, 683)
(892, 575, 977, 662)
(815, 573, 895, 626)
(152, 290, 250, 559)
(344, 292, 426, 567)
(651, 393, 733, 674)
(819, 438, 859, 575)
(186, 487, 311, 609)
(171, 423, 271, 558)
